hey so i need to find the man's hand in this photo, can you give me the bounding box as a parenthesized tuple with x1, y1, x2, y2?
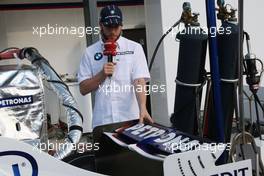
(139, 106, 154, 124)
(102, 62, 116, 77)
(134, 78, 154, 124)
(79, 62, 116, 95)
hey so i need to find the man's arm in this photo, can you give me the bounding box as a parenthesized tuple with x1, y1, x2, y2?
(134, 78, 154, 124)
(79, 62, 115, 95)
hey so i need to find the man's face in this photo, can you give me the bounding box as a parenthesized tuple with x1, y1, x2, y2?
(100, 23, 122, 41)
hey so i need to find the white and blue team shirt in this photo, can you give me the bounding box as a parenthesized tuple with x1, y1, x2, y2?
(78, 36, 150, 129)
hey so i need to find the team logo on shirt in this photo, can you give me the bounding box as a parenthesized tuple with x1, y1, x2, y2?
(94, 52, 103, 61)
(116, 51, 134, 55)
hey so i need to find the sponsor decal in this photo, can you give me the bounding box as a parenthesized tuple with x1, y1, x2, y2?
(0, 151, 38, 176)
(94, 52, 103, 61)
(0, 96, 33, 108)
(116, 51, 134, 55)
(116, 123, 212, 155)
(209, 167, 249, 176)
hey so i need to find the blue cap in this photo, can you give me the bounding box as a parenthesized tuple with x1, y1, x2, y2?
(100, 5, 123, 26)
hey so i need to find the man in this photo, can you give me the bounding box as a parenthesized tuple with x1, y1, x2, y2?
(78, 5, 153, 129)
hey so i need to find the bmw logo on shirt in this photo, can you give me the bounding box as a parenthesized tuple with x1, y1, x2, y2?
(94, 52, 103, 61)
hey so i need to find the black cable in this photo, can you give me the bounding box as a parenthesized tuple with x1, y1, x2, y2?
(47, 80, 70, 91)
(63, 103, 84, 123)
(234, 87, 240, 131)
(242, 31, 250, 74)
(244, 31, 250, 41)
(253, 93, 264, 139)
(239, 144, 246, 160)
(67, 134, 74, 144)
(148, 19, 181, 71)
(253, 93, 262, 140)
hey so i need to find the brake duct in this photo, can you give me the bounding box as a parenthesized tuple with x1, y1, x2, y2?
(0, 47, 83, 160)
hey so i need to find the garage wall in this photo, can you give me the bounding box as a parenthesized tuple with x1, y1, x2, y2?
(0, 8, 87, 76)
(0, 1, 145, 76)
(145, 0, 264, 126)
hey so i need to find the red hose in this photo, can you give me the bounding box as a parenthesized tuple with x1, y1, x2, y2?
(0, 48, 21, 60)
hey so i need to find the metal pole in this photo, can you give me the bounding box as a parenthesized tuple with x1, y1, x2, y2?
(83, 0, 93, 46)
(205, 0, 225, 143)
(83, 0, 98, 107)
(238, 0, 245, 143)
